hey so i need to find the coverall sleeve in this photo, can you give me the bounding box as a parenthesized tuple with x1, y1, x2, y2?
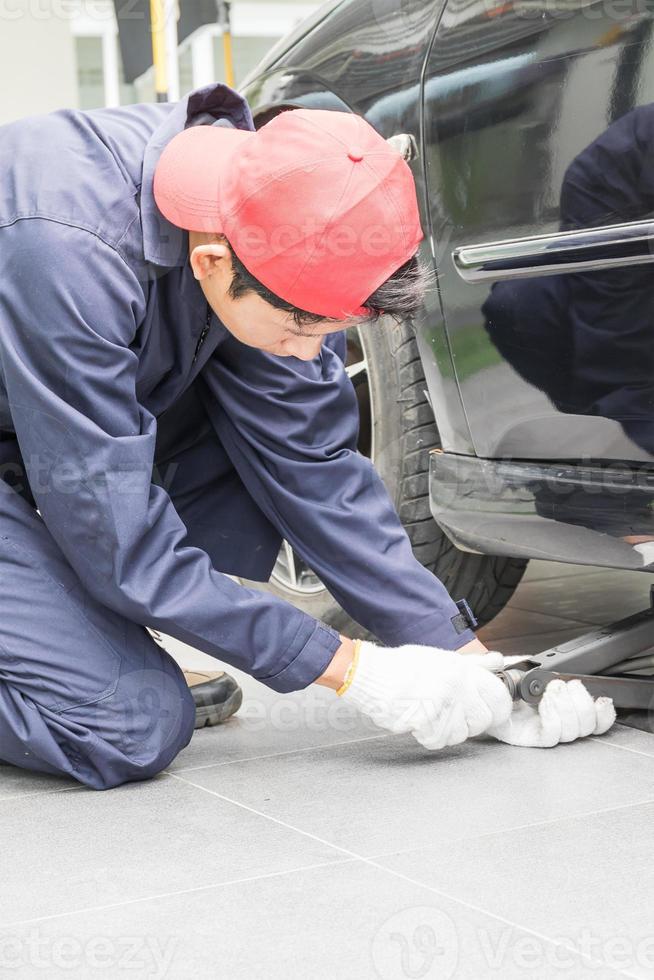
(0, 219, 341, 692)
(198, 332, 474, 650)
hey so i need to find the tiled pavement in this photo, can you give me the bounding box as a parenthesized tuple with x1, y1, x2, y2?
(2, 561, 654, 979)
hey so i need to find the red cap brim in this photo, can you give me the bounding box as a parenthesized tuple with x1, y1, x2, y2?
(153, 125, 254, 233)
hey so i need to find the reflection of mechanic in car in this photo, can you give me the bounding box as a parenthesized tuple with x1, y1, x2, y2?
(482, 105, 654, 560)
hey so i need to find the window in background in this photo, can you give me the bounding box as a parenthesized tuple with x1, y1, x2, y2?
(73, 3, 319, 109)
(212, 34, 274, 86)
(179, 44, 194, 95)
(73, 5, 121, 110)
(75, 36, 105, 110)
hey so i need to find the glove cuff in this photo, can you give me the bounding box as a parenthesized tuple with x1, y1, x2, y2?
(335, 638, 363, 697)
(337, 640, 401, 712)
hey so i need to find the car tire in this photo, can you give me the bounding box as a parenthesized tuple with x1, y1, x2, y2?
(243, 317, 527, 639)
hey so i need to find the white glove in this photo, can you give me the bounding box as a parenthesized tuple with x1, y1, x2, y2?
(487, 677, 616, 747)
(338, 641, 512, 750)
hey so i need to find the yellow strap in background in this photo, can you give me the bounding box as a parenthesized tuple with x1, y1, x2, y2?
(150, 0, 168, 102)
(221, 1, 235, 88)
(222, 28, 235, 88)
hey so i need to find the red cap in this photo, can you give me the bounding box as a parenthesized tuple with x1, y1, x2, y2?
(153, 109, 424, 320)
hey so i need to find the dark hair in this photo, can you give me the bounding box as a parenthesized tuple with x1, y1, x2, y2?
(225, 239, 433, 328)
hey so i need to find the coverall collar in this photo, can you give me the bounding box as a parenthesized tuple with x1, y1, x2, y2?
(141, 83, 255, 269)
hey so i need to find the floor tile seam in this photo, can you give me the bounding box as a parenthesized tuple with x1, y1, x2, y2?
(168, 763, 654, 861)
(165, 733, 391, 775)
(3, 771, 642, 979)
(590, 736, 654, 759)
(502, 604, 616, 626)
(522, 570, 612, 583)
(166, 771, 364, 861)
(360, 792, 654, 861)
(166, 767, 654, 976)
(0, 856, 360, 930)
(0, 785, 82, 805)
(480, 624, 598, 643)
(358, 858, 639, 979)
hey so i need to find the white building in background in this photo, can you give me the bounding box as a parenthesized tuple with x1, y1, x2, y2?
(0, 0, 320, 124)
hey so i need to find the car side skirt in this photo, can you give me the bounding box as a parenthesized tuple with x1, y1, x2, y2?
(429, 451, 654, 572)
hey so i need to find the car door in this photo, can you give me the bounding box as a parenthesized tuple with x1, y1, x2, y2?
(422, 0, 654, 464)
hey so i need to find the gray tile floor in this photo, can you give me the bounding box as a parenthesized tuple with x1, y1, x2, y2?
(2, 561, 654, 979)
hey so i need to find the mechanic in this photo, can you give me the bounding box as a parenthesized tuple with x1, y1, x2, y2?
(0, 83, 616, 790)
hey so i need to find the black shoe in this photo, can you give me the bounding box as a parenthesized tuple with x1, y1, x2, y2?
(183, 670, 243, 729)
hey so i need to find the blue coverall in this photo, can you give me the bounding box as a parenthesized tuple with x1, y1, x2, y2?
(0, 83, 473, 789)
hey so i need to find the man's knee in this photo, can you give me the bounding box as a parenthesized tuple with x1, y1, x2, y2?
(0, 637, 196, 790)
(59, 662, 196, 790)
(118, 675, 195, 779)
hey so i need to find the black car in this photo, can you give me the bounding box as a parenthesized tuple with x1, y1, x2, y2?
(237, 0, 654, 638)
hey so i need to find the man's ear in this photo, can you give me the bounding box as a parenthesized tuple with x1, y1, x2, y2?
(189, 240, 231, 282)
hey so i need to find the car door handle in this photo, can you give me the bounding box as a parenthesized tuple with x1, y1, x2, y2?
(452, 217, 654, 283)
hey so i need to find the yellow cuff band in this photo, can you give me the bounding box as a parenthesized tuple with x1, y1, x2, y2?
(336, 638, 362, 697)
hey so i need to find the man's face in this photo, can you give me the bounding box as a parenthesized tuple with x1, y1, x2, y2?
(188, 232, 355, 361)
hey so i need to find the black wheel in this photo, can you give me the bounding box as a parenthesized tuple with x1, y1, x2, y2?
(244, 318, 527, 638)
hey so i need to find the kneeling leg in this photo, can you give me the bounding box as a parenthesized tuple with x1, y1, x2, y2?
(0, 484, 195, 790)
